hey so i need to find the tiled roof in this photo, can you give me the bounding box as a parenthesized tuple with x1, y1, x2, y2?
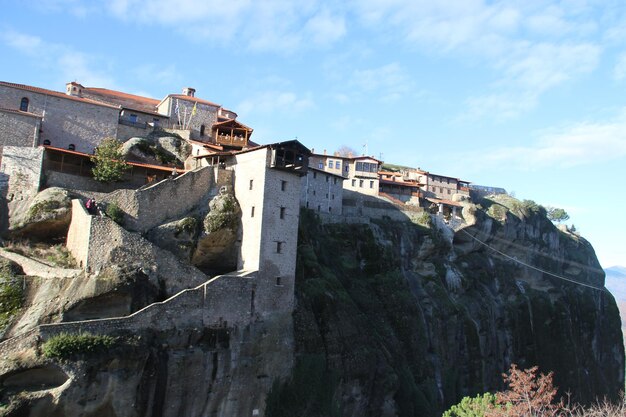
(379, 178, 422, 187)
(0, 106, 41, 118)
(83, 87, 162, 115)
(212, 118, 253, 131)
(0, 82, 120, 110)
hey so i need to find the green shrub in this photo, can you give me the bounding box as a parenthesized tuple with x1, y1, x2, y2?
(91, 138, 130, 182)
(0, 262, 24, 330)
(42, 333, 117, 359)
(106, 202, 124, 225)
(443, 392, 498, 417)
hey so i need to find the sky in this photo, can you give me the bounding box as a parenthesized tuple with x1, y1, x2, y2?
(1, 0, 625, 268)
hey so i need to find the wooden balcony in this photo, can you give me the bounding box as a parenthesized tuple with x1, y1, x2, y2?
(215, 133, 248, 147)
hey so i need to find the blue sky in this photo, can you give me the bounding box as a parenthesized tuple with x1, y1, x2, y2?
(1, 0, 625, 268)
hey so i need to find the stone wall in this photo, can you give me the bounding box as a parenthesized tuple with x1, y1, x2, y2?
(300, 169, 343, 215)
(66, 200, 92, 270)
(159, 97, 218, 140)
(232, 150, 267, 273)
(0, 84, 119, 153)
(341, 190, 424, 222)
(38, 273, 256, 339)
(44, 171, 141, 194)
(0, 109, 40, 147)
(104, 166, 219, 233)
(65, 200, 207, 296)
(0, 147, 45, 231)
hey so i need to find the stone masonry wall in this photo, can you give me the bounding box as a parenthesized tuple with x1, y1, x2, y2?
(66, 199, 92, 270)
(0, 85, 119, 153)
(232, 150, 267, 273)
(0, 109, 40, 147)
(104, 166, 218, 233)
(38, 273, 256, 339)
(65, 201, 207, 296)
(300, 169, 343, 214)
(0, 146, 44, 204)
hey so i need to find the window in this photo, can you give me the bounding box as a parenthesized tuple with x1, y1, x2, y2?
(200, 124, 206, 136)
(313, 171, 317, 179)
(325, 175, 329, 182)
(306, 202, 309, 208)
(328, 160, 333, 168)
(43, 140, 51, 145)
(280, 207, 286, 219)
(276, 242, 283, 253)
(153, 118, 160, 126)
(276, 277, 282, 286)
(129, 114, 138, 123)
(68, 144, 75, 151)
(313, 190, 316, 196)
(20, 97, 29, 112)
(325, 193, 328, 198)
(318, 162, 323, 169)
(331, 194, 335, 200)
(359, 180, 364, 187)
(335, 161, 340, 169)
(281, 180, 287, 191)
(251, 206, 255, 217)
(317, 205, 321, 212)
(370, 181, 374, 188)
(333, 178, 337, 184)
(249, 179, 253, 190)
(329, 206, 332, 212)
(345, 165, 349, 173)
(351, 179, 356, 186)
(447, 189, 451, 194)
(439, 187, 443, 193)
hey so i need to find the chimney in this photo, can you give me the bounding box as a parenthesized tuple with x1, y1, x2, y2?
(323, 149, 327, 155)
(182, 87, 196, 97)
(65, 81, 83, 97)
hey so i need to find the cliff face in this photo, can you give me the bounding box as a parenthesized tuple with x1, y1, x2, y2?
(0, 197, 622, 417)
(272, 202, 624, 417)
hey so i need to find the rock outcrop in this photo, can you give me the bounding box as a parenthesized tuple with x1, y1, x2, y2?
(192, 187, 241, 273)
(0, 196, 622, 417)
(120, 131, 191, 167)
(7, 187, 72, 240)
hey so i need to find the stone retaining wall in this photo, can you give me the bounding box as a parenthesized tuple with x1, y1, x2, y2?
(38, 273, 257, 340)
(104, 165, 224, 232)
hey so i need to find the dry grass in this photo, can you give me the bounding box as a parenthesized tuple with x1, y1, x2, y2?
(4, 241, 76, 268)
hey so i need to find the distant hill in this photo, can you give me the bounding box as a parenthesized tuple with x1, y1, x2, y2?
(605, 266, 626, 301)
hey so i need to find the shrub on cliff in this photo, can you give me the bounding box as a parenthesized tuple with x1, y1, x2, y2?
(42, 332, 117, 359)
(443, 393, 498, 417)
(91, 138, 130, 183)
(0, 260, 24, 330)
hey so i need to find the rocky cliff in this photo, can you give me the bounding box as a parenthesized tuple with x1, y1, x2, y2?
(0, 195, 622, 417)
(270, 198, 623, 417)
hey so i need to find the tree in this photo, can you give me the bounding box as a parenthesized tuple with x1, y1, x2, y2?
(335, 145, 359, 158)
(91, 138, 130, 182)
(487, 364, 563, 417)
(443, 393, 499, 417)
(547, 207, 570, 223)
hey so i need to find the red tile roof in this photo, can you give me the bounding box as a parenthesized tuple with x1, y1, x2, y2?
(426, 197, 463, 207)
(212, 118, 253, 131)
(0, 81, 120, 110)
(82, 87, 162, 115)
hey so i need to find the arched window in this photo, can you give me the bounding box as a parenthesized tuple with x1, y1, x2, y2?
(43, 140, 51, 146)
(20, 97, 29, 112)
(68, 144, 75, 151)
(200, 124, 206, 136)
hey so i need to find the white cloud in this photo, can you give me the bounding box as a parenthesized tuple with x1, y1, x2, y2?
(106, 0, 345, 52)
(1, 29, 117, 88)
(352, 1, 602, 119)
(472, 109, 626, 169)
(237, 90, 314, 115)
